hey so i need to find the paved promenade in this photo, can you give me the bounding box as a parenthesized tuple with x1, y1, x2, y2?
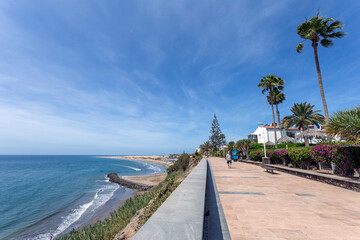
(208, 157, 360, 240)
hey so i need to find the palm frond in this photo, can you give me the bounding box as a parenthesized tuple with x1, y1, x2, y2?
(320, 38, 333, 47)
(282, 102, 325, 130)
(258, 75, 285, 95)
(296, 43, 304, 53)
(297, 21, 312, 39)
(297, 15, 346, 50)
(266, 87, 285, 105)
(326, 31, 346, 38)
(326, 20, 344, 32)
(326, 105, 360, 139)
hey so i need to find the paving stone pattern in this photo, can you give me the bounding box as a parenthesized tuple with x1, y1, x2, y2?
(208, 157, 360, 240)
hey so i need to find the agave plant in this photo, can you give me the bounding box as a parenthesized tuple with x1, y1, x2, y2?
(296, 14, 346, 121)
(282, 102, 325, 147)
(325, 105, 360, 140)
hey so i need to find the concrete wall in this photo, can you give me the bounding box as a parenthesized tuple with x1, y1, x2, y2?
(132, 159, 207, 240)
(132, 159, 230, 240)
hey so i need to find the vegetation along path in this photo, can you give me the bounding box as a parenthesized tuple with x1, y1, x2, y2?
(208, 157, 360, 240)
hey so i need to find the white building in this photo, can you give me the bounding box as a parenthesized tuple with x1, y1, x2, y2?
(248, 123, 325, 144)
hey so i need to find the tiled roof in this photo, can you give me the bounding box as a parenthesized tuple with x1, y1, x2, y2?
(260, 126, 298, 130)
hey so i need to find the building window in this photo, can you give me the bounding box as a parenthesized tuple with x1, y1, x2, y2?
(287, 132, 295, 138)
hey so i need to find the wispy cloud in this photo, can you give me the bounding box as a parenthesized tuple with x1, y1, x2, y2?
(0, 0, 359, 154)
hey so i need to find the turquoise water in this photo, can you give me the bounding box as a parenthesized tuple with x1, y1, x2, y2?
(0, 155, 166, 240)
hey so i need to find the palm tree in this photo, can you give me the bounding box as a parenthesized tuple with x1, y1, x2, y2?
(267, 87, 285, 137)
(219, 133, 227, 146)
(325, 105, 360, 140)
(227, 141, 235, 151)
(282, 102, 325, 147)
(200, 141, 211, 156)
(296, 14, 346, 121)
(258, 75, 284, 148)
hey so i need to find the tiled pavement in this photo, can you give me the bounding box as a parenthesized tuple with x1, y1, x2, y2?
(208, 157, 360, 240)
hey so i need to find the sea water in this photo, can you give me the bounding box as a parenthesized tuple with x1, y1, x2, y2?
(0, 155, 166, 240)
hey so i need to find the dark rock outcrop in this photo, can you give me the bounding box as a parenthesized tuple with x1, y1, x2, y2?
(107, 173, 153, 191)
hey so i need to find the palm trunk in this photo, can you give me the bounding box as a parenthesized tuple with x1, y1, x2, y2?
(270, 89, 278, 148)
(275, 102, 283, 138)
(313, 42, 329, 121)
(271, 103, 278, 148)
(304, 136, 310, 147)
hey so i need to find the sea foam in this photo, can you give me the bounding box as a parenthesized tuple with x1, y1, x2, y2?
(118, 165, 142, 172)
(143, 162, 162, 173)
(31, 184, 119, 240)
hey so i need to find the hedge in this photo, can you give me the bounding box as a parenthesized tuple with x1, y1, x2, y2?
(249, 143, 306, 151)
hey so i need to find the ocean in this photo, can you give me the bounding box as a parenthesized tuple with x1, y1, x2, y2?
(0, 155, 166, 240)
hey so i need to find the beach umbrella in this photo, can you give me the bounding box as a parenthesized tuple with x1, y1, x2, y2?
(265, 141, 275, 146)
(276, 135, 296, 143)
(296, 129, 325, 139)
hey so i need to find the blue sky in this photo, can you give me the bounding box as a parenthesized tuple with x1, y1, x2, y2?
(0, 0, 359, 155)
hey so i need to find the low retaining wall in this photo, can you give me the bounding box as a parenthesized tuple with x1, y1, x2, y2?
(241, 159, 360, 192)
(132, 159, 230, 240)
(204, 161, 231, 240)
(270, 164, 360, 192)
(132, 159, 207, 239)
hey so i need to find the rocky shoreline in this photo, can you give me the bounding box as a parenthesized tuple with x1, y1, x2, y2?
(107, 173, 153, 191)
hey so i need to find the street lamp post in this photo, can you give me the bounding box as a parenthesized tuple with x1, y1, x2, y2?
(257, 122, 267, 158)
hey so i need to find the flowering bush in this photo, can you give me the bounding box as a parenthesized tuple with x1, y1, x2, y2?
(249, 151, 263, 161)
(332, 146, 360, 175)
(273, 150, 290, 165)
(250, 149, 290, 164)
(310, 145, 338, 164)
(333, 147, 352, 175)
(269, 151, 281, 164)
(310, 145, 360, 175)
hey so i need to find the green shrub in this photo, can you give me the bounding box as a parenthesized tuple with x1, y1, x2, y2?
(212, 150, 225, 157)
(250, 142, 306, 151)
(278, 143, 306, 149)
(250, 143, 273, 150)
(165, 171, 181, 182)
(167, 153, 190, 174)
(288, 148, 313, 169)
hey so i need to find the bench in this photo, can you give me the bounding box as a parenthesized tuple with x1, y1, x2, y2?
(261, 164, 275, 174)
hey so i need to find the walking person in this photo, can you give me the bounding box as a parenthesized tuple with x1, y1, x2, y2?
(225, 151, 232, 168)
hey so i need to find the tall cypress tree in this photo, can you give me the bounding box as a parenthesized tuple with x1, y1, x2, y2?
(209, 114, 224, 152)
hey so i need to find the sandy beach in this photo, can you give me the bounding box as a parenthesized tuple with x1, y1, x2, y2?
(99, 155, 173, 167)
(122, 173, 167, 186)
(101, 155, 170, 187)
